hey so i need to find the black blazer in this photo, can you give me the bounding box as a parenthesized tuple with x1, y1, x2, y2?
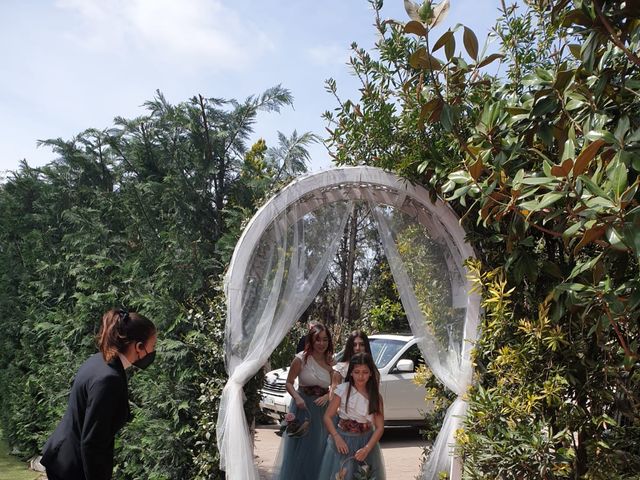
(41, 353, 130, 480)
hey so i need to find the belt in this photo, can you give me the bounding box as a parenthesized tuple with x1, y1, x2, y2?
(338, 418, 371, 433)
(300, 385, 329, 397)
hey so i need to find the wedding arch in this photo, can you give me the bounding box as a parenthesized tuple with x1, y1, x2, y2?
(216, 166, 481, 479)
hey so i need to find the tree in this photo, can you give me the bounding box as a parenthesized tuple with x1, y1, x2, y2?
(303, 204, 410, 341)
(325, 0, 639, 477)
(0, 86, 313, 479)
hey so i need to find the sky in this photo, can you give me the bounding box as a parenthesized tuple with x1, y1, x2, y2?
(0, 0, 510, 176)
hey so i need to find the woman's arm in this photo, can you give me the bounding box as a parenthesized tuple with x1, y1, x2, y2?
(314, 391, 330, 406)
(354, 403, 385, 462)
(314, 367, 339, 407)
(81, 375, 126, 480)
(285, 356, 305, 409)
(323, 395, 349, 455)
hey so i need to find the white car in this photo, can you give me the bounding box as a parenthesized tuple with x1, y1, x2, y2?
(259, 334, 430, 426)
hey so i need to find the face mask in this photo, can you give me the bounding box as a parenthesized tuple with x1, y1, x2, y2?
(133, 348, 156, 370)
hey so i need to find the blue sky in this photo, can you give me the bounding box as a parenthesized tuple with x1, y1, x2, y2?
(0, 0, 509, 175)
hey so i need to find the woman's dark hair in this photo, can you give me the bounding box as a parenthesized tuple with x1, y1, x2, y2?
(340, 330, 372, 362)
(97, 309, 156, 361)
(345, 352, 381, 415)
(302, 323, 334, 364)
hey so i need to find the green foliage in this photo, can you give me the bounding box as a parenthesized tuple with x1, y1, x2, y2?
(0, 87, 314, 478)
(326, 0, 640, 477)
(307, 205, 410, 338)
(368, 297, 406, 332)
(269, 321, 307, 370)
(363, 256, 409, 333)
(413, 364, 455, 443)
(184, 300, 228, 480)
(396, 223, 459, 341)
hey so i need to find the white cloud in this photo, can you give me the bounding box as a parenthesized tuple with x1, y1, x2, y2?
(54, 0, 273, 71)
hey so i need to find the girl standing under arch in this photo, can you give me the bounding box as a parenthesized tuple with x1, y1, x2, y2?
(274, 323, 334, 480)
(319, 352, 386, 480)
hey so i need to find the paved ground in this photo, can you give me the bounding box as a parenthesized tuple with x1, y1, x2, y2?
(254, 424, 426, 479)
(30, 425, 425, 479)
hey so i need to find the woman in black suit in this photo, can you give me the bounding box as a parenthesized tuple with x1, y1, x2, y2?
(41, 309, 157, 480)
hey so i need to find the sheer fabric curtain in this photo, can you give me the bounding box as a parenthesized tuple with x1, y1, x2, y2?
(216, 198, 352, 480)
(217, 166, 480, 479)
(371, 200, 480, 480)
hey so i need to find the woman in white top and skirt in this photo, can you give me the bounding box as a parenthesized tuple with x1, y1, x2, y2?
(319, 352, 386, 480)
(274, 323, 334, 480)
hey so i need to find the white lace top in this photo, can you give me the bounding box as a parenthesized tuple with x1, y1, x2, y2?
(334, 382, 374, 424)
(296, 352, 331, 388)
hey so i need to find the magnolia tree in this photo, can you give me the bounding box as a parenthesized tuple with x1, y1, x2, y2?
(324, 0, 639, 477)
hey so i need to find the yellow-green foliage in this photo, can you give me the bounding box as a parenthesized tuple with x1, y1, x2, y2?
(414, 364, 452, 414)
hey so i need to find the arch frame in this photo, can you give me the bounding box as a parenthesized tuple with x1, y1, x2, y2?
(220, 166, 480, 480)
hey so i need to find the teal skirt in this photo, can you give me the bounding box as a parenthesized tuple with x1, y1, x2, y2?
(317, 428, 386, 480)
(273, 390, 329, 480)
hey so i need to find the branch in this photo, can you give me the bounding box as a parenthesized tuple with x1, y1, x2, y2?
(421, 25, 480, 167)
(602, 300, 636, 360)
(197, 94, 217, 189)
(594, 0, 640, 68)
(110, 141, 160, 241)
(515, 210, 564, 237)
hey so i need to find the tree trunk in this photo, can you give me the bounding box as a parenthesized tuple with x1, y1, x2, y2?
(343, 207, 359, 324)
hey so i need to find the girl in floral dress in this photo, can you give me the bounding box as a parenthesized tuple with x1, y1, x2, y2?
(318, 352, 386, 480)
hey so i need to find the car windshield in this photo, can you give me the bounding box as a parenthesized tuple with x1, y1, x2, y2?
(369, 338, 406, 368)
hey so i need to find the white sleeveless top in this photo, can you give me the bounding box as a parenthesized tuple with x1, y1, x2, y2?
(334, 382, 374, 424)
(333, 361, 348, 380)
(296, 352, 331, 388)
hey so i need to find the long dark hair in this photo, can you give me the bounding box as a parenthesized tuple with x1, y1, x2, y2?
(345, 352, 381, 415)
(340, 330, 372, 362)
(97, 309, 156, 361)
(302, 323, 334, 364)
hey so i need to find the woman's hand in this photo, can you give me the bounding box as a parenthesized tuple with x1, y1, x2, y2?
(354, 445, 370, 462)
(295, 396, 307, 410)
(333, 434, 349, 455)
(314, 393, 329, 406)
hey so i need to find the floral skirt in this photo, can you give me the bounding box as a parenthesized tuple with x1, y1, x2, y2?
(317, 428, 386, 480)
(273, 390, 329, 480)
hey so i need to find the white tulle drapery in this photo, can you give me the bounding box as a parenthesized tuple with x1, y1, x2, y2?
(217, 167, 480, 479)
(370, 200, 479, 479)
(217, 193, 352, 479)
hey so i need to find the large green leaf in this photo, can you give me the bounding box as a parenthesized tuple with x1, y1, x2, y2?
(520, 192, 564, 211)
(568, 253, 603, 280)
(606, 156, 628, 198)
(579, 175, 608, 197)
(520, 176, 559, 186)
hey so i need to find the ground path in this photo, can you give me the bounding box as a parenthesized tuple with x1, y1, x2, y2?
(255, 424, 426, 479)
